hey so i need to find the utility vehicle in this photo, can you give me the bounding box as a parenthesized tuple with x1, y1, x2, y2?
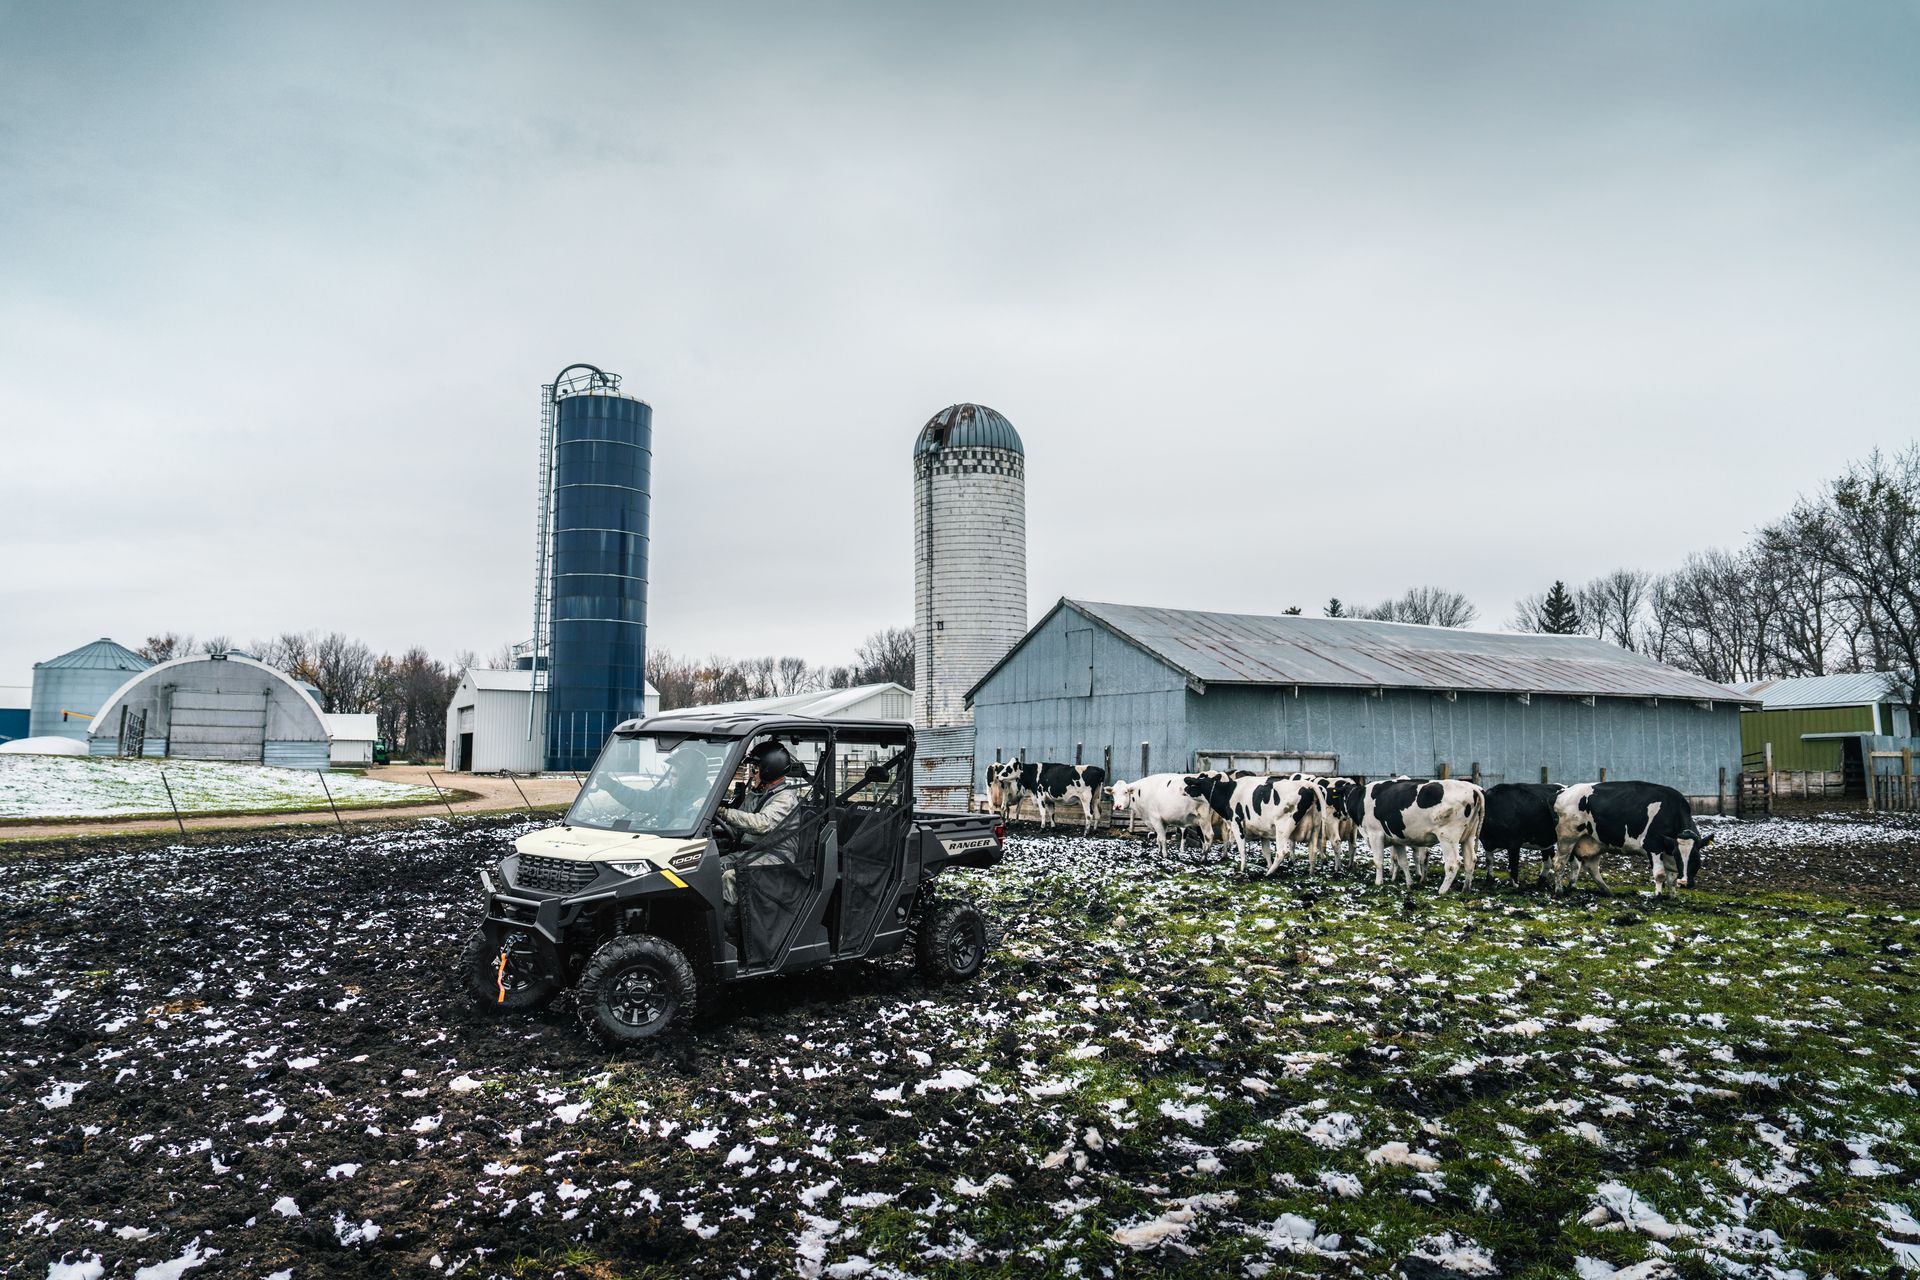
(463, 713, 1003, 1044)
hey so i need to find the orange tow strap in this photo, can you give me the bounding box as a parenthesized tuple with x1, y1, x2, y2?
(495, 949, 509, 1004)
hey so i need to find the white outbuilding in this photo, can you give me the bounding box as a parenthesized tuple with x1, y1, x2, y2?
(444, 669, 660, 774)
(325, 714, 381, 765)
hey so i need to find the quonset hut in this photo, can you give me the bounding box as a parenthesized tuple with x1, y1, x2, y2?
(968, 599, 1755, 805)
(87, 652, 332, 769)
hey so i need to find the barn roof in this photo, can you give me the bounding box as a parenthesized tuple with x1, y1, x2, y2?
(1739, 671, 1900, 709)
(972, 599, 1758, 705)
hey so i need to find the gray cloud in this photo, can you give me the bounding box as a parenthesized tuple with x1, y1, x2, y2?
(3, 1, 1916, 678)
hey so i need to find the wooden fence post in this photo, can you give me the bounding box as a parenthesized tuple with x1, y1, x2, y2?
(1437, 761, 1450, 780)
(1540, 766, 1549, 785)
(1470, 762, 1481, 785)
(1599, 766, 1608, 783)
(1718, 765, 1727, 817)
(1763, 743, 1775, 815)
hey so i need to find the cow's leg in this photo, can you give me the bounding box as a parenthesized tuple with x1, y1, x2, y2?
(1581, 855, 1612, 895)
(1437, 839, 1460, 894)
(1149, 814, 1169, 857)
(1551, 840, 1573, 894)
(1463, 834, 1477, 890)
(1507, 844, 1522, 885)
(1371, 826, 1386, 886)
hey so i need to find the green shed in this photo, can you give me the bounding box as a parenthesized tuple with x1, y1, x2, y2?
(1739, 673, 1911, 776)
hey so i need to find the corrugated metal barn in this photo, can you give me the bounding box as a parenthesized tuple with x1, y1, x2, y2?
(87, 652, 332, 769)
(968, 600, 1754, 804)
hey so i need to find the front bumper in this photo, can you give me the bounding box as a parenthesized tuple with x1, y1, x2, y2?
(477, 853, 712, 954)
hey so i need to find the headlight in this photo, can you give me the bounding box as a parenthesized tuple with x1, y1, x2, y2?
(609, 861, 654, 877)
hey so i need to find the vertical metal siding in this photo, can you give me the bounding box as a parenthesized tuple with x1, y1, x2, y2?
(915, 724, 977, 812)
(262, 741, 331, 770)
(475, 689, 548, 773)
(1740, 706, 1871, 771)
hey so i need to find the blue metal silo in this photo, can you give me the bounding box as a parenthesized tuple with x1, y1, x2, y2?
(538, 368, 651, 772)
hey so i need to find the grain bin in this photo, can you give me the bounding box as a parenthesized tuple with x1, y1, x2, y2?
(29, 637, 151, 742)
(539, 373, 651, 772)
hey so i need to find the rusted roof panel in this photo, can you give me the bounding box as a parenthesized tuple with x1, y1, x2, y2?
(1067, 600, 1756, 704)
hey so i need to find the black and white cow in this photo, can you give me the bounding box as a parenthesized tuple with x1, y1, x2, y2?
(1185, 774, 1324, 876)
(1551, 781, 1713, 897)
(988, 760, 1109, 834)
(1109, 774, 1223, 855)
(1343, 778, 1487, 893)
(1279, 774, 1360, 872)
(1480, 782, 1564, 888)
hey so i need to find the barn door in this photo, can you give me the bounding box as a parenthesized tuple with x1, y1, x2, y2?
(1064, 629, 1093, 697)
(167, 688, 269, 762)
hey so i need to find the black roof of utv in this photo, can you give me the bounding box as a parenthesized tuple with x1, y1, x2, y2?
(611, 712, 914, 739)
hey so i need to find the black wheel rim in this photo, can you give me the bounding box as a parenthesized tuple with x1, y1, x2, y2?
(607, 963, 671, 1028)
(497, 932, 540, 993)
(950, 921, 982, 972)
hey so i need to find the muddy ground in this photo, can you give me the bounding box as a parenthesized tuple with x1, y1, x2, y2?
(4, 813, 1918, 1278)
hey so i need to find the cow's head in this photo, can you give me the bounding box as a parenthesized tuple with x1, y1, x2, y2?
(1109, 780, 1137, 812)
(1677, 827, 1713, 889)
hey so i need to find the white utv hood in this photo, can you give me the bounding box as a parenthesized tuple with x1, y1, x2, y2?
(514, 825, 705, 869)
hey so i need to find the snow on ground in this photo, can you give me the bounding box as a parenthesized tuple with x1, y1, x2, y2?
(1, 814, 1916, 1277)
(0, 754, 436, 820)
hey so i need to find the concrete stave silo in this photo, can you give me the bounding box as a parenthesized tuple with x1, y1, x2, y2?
(537, 370, 652, 772)
(913, 404, 1027, 727)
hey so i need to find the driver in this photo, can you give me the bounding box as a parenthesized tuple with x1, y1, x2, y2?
(716, 740, 809, 934)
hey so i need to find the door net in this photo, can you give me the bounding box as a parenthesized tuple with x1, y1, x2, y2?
(738, 805, 828, 971)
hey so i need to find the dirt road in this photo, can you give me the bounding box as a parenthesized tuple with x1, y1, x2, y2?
(0, 765, 581, 843)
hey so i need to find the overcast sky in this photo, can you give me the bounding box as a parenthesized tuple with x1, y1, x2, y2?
(3, 1, 1916, 683)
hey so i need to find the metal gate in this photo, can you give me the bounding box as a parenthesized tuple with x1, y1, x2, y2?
(1194, 749, 1339, 775)
(166, 689, 268, 762)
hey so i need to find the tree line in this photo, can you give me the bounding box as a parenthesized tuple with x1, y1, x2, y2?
(1504, 445, 1920, 715)
(131, 624, 921, 753)
(646, 627, 915, 711)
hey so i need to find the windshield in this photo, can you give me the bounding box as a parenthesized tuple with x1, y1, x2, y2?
(567, 734, 737, 834)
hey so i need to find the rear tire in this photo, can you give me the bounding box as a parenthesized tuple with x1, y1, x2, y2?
(916, 900, 989, 984)
(462, 928, 560, 1013)
(577, 934, 699, 1046)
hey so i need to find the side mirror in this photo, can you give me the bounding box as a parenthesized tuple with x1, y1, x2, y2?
(863, 764, 891, 785)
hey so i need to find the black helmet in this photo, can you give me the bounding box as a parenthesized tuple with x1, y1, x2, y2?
(747, 740, 792, 783)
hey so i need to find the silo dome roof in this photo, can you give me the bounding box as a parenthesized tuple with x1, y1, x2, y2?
(914, 404, 1023, 457)
(34, 637, 151, 672)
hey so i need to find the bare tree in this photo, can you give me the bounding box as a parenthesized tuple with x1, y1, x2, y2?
(199, 635, 233, 655)
(489, 642, 519, 671)
(1359, 586, 1477, 628)
(311, 632, 377, 714)
(1576, 569, 1651, 651)
(1782, 447, 1920, 719)
(851, 627, 915, 687)
(774, 655, 817, 696)
(138, 632, 195, 662)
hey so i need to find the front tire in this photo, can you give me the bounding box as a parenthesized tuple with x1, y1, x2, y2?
(462, 928, 561, 1013)
(576, 934, 699, 1046)
(916, 900, 989, 984)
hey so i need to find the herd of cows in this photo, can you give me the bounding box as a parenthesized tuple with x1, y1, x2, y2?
(984, 759, 1714, 896)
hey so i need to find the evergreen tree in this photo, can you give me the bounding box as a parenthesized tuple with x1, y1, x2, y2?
(1542, 580, 1581, 634)
(1284, 605, 1303, 615)
(1324, 598, 1346, 618)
